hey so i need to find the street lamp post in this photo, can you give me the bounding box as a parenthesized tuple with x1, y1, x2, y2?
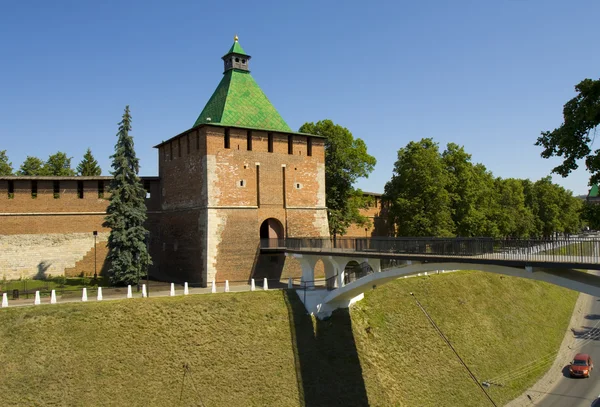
(93, 231, 98, 282)
(136, 252, 140, 292)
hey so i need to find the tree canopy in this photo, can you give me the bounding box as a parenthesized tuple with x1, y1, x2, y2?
(17, 156, 46, 175)
(384, 139, 453, 236)
(77, 148, 102, 176)
(104, 106, 151, 285)
(536, 78, 600, 185)
(299, 120, 376, 237)
(385, 139, 583, 238)
(44, 152, 75, 176)
(0, 150, 13, 175)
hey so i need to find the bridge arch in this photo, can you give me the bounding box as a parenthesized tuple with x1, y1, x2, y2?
(324, 262, 600, 307)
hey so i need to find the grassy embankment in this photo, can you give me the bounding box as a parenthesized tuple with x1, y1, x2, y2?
(0, 271, 577, 406)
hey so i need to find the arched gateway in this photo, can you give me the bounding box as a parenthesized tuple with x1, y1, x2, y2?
(260, 218, 284, 247)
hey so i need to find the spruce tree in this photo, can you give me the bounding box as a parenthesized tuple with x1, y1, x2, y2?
(104, 106, 151, 285)
(77, 148, 102, 176)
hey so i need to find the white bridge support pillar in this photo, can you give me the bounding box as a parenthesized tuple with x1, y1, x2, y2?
(367, 258, 381, 273)
(290, 253, 318, 288)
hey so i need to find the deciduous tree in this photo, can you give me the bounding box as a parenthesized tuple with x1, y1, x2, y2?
(77, 148, 102, 176)
(299, 120, 376, 237)
(0, 150, 13, 175)
(384, 139, 453, 237)
(536, 78, 600, 185)
(17, 156, 45, 175)
(44, 152, 75, 176)
(104, 106, 151, 285)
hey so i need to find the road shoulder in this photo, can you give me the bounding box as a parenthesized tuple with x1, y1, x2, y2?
(505, 292, 593, 406)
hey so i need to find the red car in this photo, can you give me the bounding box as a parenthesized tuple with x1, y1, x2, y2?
(570, 353, 593, 378)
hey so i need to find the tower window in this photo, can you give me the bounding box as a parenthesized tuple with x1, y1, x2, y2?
(8, 180, 14, 198)
(235, 57, 239, 62)
(247, 130, 252, 151)
(77, 181, 84, 199)
(242, 59, 246, 64)
(225, 128, 231, 149)
(268, 133, 273, 153)
(53, 181, 60, 198)
(31, 181, 37, 198)
(288, 135, 293, 155)
(307, 137, 312, 157)
(238, 180, 246, 187)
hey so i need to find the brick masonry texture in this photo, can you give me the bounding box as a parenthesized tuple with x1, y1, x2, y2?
(0, 178, 159, 279)
(1, 124, 384, 284)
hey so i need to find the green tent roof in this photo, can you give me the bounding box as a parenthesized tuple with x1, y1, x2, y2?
(589, 185, 599, 197)
(224, 39, 248, 56)
(193, 40, 292, 132)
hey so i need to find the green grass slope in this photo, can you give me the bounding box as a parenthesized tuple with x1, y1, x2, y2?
(0, 271, 577, 406)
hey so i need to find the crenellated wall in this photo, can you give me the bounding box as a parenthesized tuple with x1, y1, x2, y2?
(0, 176, 160, 279)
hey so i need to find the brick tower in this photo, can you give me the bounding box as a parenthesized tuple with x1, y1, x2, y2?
(152, 36, 329, 286)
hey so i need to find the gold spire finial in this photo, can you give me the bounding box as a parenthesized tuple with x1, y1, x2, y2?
(234, 34, 239, 42)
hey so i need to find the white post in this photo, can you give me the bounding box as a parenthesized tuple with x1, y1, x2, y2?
(288, 277, 293, 289)
(225, 280, 230, 293)
(2, 292, 8, 308)
(142, 284, 147, 298)
(184, 282, 189, 295)
(170, 283, 175, 297)
(97, 287, 103, 301)
(211, 280, 216, 293)
(127, 285, 132, 299)
(50, 290, 57, 304)
(263, 277, 268, 290)
(82, 287, 88, 302)
(251, 279, 255, 291)
(34, 291, 41, 305)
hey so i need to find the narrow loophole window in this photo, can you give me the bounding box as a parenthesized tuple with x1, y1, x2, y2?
(225, 128, 231, 149)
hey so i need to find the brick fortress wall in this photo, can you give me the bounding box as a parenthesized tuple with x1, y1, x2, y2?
(0, 177, 160, 279)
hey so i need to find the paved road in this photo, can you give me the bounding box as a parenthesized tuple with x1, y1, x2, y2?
(537, 286, 600, 406)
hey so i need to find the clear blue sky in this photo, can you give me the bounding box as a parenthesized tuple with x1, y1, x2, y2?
(1, 0, 598, 196)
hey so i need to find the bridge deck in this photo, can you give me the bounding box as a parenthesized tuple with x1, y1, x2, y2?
(260, 236, 600, 270)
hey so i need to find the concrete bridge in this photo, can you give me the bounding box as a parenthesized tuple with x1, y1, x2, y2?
(260, 236, 600, 318)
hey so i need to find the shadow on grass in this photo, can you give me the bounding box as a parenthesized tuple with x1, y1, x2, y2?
(283, 290, 369, 407)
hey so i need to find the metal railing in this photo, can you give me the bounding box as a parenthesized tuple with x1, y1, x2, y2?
(260, 236, 600, 265)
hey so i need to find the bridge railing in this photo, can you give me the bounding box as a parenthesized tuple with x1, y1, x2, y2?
(260, 236, 600, 264)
